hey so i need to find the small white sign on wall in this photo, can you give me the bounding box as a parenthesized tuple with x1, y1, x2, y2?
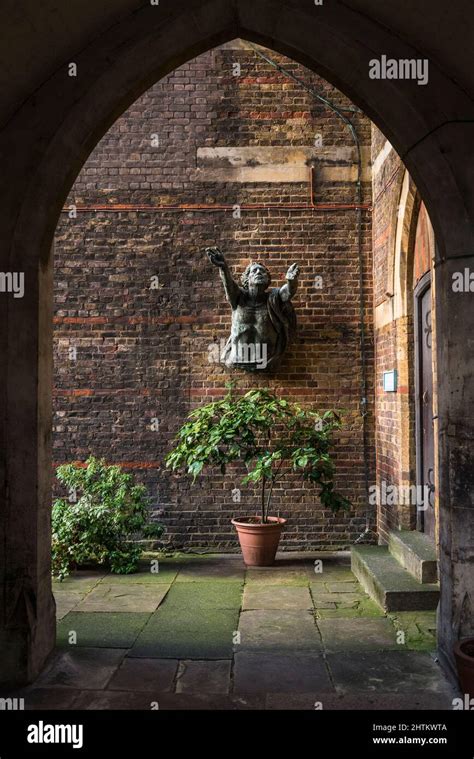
(383, 370, 398, 392)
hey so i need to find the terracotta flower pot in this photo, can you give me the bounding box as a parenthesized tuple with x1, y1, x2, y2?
(231, 516, 286, 566)
(454, 638, 474, 695)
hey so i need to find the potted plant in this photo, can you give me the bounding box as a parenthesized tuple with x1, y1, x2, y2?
(166, 386, 350, 566)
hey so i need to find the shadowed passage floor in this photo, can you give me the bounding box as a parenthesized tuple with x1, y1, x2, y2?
(15, 554, 455, 710)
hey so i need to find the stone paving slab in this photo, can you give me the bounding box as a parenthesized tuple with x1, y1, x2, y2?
(7, 687, 82, 710)
(311, 591, 364, 608)
(107, 657, 178, 692)
(99, 564, 179, 584)
(233, 652, 332, 694)
(270, 556, 311, 567)
(317, 617, 399, 652)
(129, 608, 239, 659)
(237, 609, 322, 652)
(265, 691, 454, 710)
(325, 581, 360, 593)
(34, 648, 126, 690)
(34, 554, 454, 710)
(243, 584, 313, 610)
(53, 571, 107, 593)
(326, 651, 455, 701)
(311, 586, 385, 618)
(306, 565, 356, 583)
(22, 684, 451, 711)
(265, 692, 331, 710)
(72, 690, 265, 710)
(312, 599, 337, 610)
(176, 660, 231, 694)
(315, 599, 384, 619)
(74, 583, 170, 613)
(174, 558, 245, 583)
(299, 551, 352, 563)
(72, 690, 166, 710)
(387, 611, 437, 651)
(152, 553, 237, 564)
(245, 567, 308, 586)
(163, 581, 243, 609)
(57, 612, 151, 648)
(54, 591, 86, 620)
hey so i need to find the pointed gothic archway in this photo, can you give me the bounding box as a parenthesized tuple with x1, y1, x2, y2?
(1, 0, 474, 684)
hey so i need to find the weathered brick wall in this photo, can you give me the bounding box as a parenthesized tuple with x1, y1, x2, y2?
(53, 41, 374, 551)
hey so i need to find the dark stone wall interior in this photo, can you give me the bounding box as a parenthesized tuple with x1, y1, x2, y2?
(53, 41, 374, 551)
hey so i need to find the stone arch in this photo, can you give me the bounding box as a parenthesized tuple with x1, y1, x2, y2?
(1, 0, 474, 684)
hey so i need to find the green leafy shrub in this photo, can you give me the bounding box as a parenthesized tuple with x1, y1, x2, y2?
(52, 456, 163, 580)
(166, 386, 351, 523)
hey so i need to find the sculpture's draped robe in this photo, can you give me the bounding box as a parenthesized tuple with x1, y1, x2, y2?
(222, 287, 297, 370)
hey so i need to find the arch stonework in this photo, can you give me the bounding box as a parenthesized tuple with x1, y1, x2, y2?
(374, 168, 420, 535)
(377, 167, 438, 537)
(391, 171, 421, 322)
(1, 0, 474, 684)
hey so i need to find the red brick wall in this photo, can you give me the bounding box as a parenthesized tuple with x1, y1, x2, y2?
(53, 41, 374, 551)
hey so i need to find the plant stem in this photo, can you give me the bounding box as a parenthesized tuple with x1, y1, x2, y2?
(261, 476, 266, 524)
(266, 476, 276, 517)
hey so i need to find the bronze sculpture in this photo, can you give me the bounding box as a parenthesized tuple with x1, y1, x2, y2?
(206, 247, 299, 371)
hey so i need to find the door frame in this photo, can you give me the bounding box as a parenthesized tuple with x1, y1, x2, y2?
(413, 269, 433, 534)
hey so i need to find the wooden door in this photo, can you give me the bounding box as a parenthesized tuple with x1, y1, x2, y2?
(415, 274, 435, 539)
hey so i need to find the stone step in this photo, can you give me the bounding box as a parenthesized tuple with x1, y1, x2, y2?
(388, 530, 438, 584)
(351, 545, 439, 612)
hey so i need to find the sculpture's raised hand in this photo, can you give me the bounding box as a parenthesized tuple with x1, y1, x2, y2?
(206, 247, 226, 269)
(286, 263, 299, 281)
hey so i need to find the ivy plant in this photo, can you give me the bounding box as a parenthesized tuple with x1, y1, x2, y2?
(52, 456, 163, 580)
(166, 386, 351, 523)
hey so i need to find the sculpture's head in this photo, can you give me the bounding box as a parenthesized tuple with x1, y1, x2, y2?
(241, 262, 271, 291)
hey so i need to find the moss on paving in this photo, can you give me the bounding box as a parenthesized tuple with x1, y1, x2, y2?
(245, 568, 309, 586)
(57, 612, 151, 648)
(325, 582, 360, 593)
(309, 567, 357, 584)
(174, 565, 245, 583)
(130, 608, 239, 659)
(312, 591, 363, 608)
(311, 580, 384, 619)
(242, 584, 312, 611)
(142, 553, 245, 583)
(315, 598, 384, 619)
(388, 611, 437, 651)
(162, 581, 243, 610)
